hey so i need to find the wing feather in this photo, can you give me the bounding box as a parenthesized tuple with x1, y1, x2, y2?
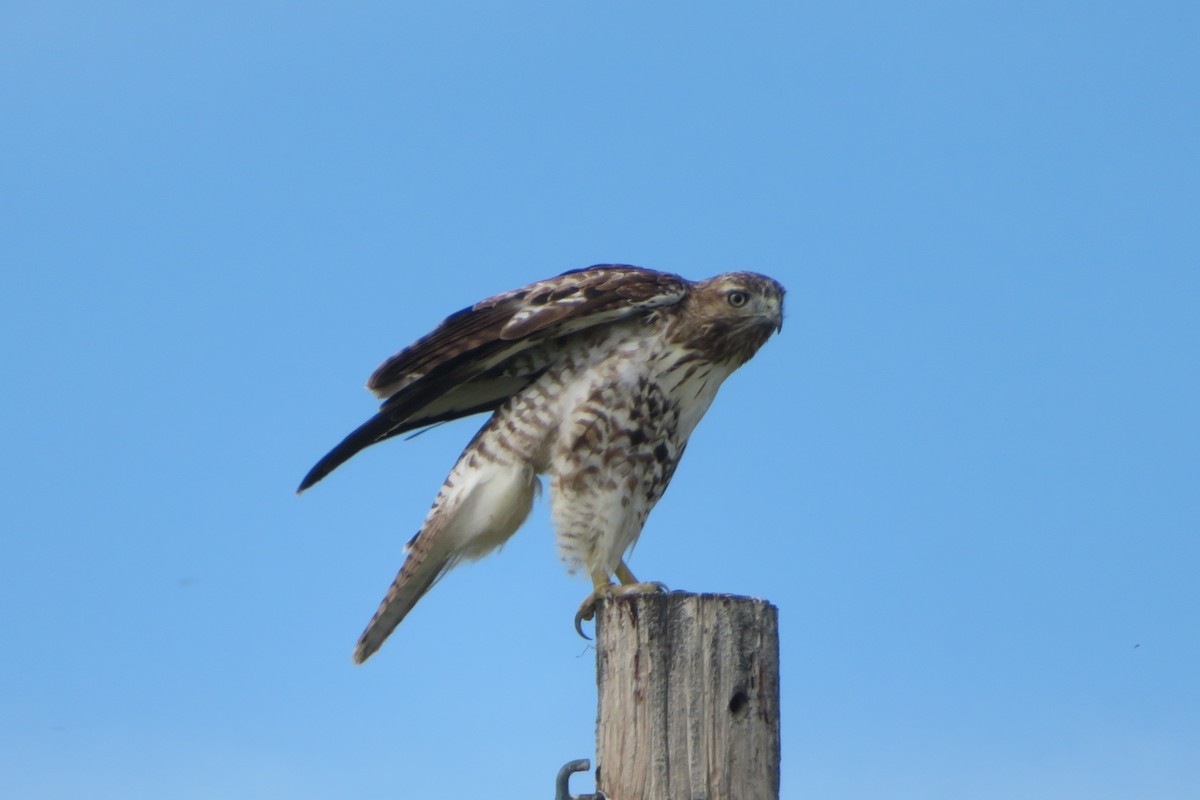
(367, 265, 685, 396)
(297, 265, 688, 493)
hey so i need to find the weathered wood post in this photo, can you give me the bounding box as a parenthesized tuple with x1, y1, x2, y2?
(594, 592, 780, 800)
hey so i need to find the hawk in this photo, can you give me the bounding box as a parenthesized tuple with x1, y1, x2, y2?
(298, 264, 784, 663)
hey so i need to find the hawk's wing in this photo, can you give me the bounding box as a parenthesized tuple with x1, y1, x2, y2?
(297, 265, 688, 492)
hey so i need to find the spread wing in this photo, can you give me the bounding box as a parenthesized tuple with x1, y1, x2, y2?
(297, 265, 689, 493)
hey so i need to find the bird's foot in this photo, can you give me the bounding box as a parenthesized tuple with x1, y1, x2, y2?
(574, 581, 669, 639)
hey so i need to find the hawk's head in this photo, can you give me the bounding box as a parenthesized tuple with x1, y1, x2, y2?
(683, 271, 785, 365)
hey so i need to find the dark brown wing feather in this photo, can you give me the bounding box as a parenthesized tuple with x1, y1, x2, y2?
(366, 265, 685, 396)
(297, 265, 688, 493)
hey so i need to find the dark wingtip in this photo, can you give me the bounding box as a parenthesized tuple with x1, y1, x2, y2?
(296, 442, 357, 495)
(295, 470, 320, 495)
(296, 452, 342, 494)
(296, 409, 404, 496)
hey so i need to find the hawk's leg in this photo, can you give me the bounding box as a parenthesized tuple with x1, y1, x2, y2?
(614, 560, 638, 586)
(614, 559, 669, 594)
(574, 561, 669, 638)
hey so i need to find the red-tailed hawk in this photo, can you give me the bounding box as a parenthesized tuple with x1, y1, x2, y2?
(299, 265, 784, 663)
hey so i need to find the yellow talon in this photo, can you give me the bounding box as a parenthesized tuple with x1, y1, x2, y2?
(574, 564, 670, 638)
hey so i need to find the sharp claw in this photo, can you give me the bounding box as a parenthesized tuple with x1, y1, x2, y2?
(575, 591, 601, 639)
(574, 606, 593, 640)
(574, 581, 670, 638)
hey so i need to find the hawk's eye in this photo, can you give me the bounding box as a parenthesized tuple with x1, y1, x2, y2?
(726, 290, 750, 308)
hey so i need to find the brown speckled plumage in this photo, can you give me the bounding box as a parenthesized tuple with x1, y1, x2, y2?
(298, 264, 784, 663)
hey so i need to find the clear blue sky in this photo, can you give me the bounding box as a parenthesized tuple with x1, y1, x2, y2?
(3, 3, 1197, 798)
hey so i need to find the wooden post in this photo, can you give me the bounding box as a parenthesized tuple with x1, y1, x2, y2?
(594, 592, 780, 800)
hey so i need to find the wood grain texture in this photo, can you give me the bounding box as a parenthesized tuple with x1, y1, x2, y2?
(595, 593, 780, 800)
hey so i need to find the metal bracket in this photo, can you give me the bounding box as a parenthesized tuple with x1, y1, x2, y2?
(556, 759, 604, 800)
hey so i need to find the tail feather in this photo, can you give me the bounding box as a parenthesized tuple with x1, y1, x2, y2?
(348, 415, 540, 663)
(352, 541, 455, 664)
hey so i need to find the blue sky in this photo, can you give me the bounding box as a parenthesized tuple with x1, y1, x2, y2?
(2, 2, 1197, 798)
